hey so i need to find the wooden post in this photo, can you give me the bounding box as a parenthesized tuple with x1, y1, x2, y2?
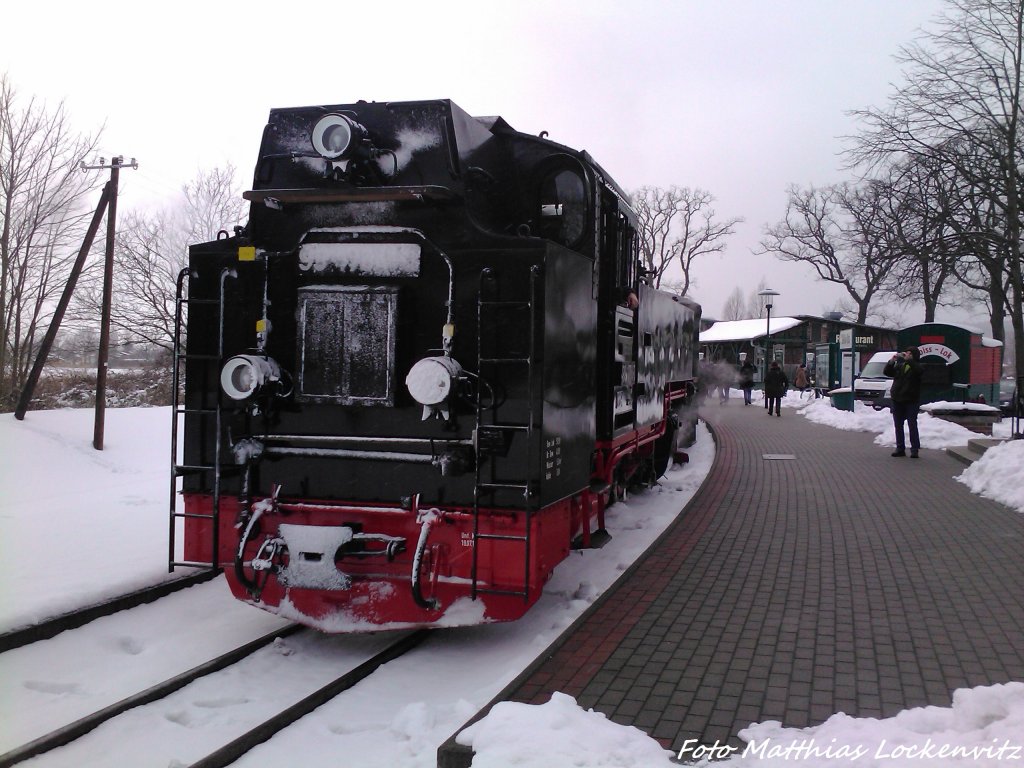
(93, 157, 122, 450)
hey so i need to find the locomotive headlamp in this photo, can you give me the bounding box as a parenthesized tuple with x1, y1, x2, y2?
(406, 356, 462, 420)
(221, 354, 282, 401)
(311, 114, 368, 160)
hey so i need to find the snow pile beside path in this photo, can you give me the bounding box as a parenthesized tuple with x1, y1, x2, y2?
(457, 692, 678, 768)
(957, 438, 1024, 514)
(922, 400, 1001, 413)
(798, 395, 1005, 449)
(461, 683, 1024, 768)
(694, 681, 1024, 767)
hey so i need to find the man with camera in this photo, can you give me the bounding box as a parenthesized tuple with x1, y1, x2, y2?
(883, 347, 924, 458)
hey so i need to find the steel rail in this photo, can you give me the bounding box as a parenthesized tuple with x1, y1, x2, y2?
(0, 623, 301, 768)
(187, 629, 431, 768)
(0, 570, 221, 653)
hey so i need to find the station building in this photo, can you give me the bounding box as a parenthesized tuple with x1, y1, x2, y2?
(699, 314, 898, 386)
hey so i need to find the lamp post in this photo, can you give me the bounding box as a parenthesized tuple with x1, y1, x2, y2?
(759, 288, 780, 408)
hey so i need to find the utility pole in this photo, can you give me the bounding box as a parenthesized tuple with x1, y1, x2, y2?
(87, 156, 137, 449)
(13, 156, 137, 452)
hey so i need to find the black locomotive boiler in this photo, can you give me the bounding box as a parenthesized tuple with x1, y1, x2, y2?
(171, 99, 701, 631)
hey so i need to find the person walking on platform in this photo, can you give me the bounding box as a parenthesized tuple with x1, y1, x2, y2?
(739, 358, 756, 405)
(717, 362, 734, 405)
(884, 347, 924, 458)
(794, 363, 810, 398)
(764, 360, 788, 417)
(697, 360, 717, 407)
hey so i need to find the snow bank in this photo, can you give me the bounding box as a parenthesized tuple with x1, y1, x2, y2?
(459, 683, 1024, 768)
(956, 438, 1024, 513)
(457, 692, 678, 768)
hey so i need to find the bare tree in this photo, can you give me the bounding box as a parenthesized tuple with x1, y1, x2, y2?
(747, 278, 772, 318)
(721, 287, 747, 320)
(944, 133, 1017, 339)
(760, 184, 895, 323)
(59, 327, 100, 366)
(877, 143, 1018, 330)
(848, 0, 1024, 379)
(102, 165, 246, 352)
(178, 165, 247, 247)
(631, 185, 742, 296)
(873, 154, 957, 322)
(0, 75, 102, 408)
(105, 209, 182, 352)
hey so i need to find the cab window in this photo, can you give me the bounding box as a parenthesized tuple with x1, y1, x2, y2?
(539, 167, 587, 247)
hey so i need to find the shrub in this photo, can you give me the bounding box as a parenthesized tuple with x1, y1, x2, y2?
(11, 366, 175, 412)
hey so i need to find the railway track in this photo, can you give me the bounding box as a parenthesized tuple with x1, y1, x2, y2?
(1, 626, 429, 767)
(0, 570, 221, 653)
(189, 630, 428, 768)
(0, 575, 289, 760)
(0, 623, 301, 767)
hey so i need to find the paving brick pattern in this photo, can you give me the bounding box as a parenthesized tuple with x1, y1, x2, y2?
(504, 400, 1024, 752)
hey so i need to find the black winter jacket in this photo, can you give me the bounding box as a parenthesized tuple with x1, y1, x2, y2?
(884, 357, 923, 403)
(764, 367, 789, 398)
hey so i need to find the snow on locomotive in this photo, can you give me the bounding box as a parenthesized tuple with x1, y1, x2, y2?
(170, 99, 700, 632)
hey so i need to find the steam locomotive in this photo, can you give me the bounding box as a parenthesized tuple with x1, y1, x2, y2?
(171, 99, 700, 632)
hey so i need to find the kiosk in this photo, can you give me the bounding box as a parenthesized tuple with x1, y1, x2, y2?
(897, 323, 1002, 405)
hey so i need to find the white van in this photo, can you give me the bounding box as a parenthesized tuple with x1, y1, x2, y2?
(853, 351, 897, 408)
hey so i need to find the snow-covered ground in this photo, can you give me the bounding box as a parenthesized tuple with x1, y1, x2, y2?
(1, 397, 1021, 767)
(0, 408, 180, 631)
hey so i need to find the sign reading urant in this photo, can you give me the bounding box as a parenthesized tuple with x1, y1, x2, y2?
(833, 332, 875, 347)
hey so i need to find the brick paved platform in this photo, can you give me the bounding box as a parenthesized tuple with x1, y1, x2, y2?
(438, 400, 1024, 766)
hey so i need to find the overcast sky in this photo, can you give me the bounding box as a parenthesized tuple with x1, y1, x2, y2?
(4, 0, 953, 324)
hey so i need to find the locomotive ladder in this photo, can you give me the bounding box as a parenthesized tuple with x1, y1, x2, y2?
(167, 266, 236, 572)
(470, 265, 540, 602)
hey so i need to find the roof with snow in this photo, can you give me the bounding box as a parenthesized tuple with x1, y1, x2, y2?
(904, 321, 1003, 347)
(700, 317, 803, 343)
